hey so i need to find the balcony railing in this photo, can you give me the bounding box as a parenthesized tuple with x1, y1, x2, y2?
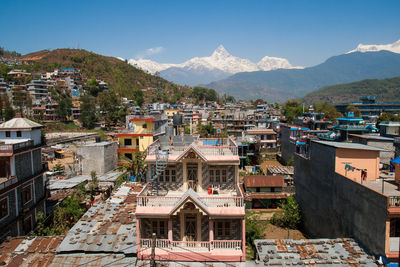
(389, 196, 400, 207)
(0, 176, 17, 190)
(137, 183, 244, 207)
(140, 239, 242, 251)
(0, 140, 34, 154)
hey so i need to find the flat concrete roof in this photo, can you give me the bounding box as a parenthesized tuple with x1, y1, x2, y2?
(349, 134, 394, 141)
(312, 140, 387, 151)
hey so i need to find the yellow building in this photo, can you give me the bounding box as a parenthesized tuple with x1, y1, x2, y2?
(116, 117, 155, 162)
(165, 109, 181, 124)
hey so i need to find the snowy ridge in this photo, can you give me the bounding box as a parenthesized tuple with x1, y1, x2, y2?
(127, 45, 302, 74)
(347, 39, 400, 54)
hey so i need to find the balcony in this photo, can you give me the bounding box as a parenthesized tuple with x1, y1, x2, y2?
(140, 239, 242, 252)
(0, 140, 34, 155)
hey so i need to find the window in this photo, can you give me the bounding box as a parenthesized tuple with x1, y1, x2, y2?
(16, 131, 21, 137)
(22, 184, 32, 205)
(143, 124, 147, 128)
(0, 198, 8, 220)
(159, 167, 176, 183)
(209, 167, 228, 184)
(136, 139, 139, 146)
(215, 220, 231, 237)
(5, 131, 10, 138)
(125, 153, 132, 160)
(152, 220, 167, 236)
(124, 139, 132, 146)
(23, 216, 32, 234)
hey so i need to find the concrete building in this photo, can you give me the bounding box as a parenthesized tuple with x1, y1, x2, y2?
(294, 139, 400, 262)
(350, 134, 395, 165)
(0, 118, 46, 240)
(77, 141, 118, 175)
(136, 137, 246, 263)
(379, 121, 400, 138)
(26, 80, 48, 101)
(280, 124, 310, 164)
(246, 128, 278, 149)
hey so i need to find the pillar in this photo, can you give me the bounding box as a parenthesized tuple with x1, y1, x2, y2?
(137, 218, 141, 257)
(242, 218, 246, 259)
(183, 161, 187, 191)
(197, 213, 201, 241)
(197, 161, 203, 192)
(180, 212, 184, 241)
(168, 218, 173, 241)
(209, 219, 214, 250)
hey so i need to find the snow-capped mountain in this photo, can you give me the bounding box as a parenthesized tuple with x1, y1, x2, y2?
(127, 45, 302, 85)
(347, 39, 400, 54)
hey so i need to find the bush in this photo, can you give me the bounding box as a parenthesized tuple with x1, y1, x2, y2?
(271, 196, 301, 229)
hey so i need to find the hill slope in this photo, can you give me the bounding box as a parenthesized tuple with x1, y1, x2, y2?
(19, 49, 191, 101)
(206, 51, 400, 102)
(302, 76, 400, 104)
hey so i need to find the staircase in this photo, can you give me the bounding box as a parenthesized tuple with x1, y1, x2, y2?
(150, 148, 168, 195)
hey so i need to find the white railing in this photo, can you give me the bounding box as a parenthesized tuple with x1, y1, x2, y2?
(213, 240, 242, 250)
(200, 197, 243, 207)
(137, 196, 181, 207)
(140, 239, 242, 251)
(389, 196, 400, 207)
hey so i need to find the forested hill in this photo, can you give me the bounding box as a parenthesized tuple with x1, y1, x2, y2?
(18, 49, 191, 102)
(302, 76, 400, 104)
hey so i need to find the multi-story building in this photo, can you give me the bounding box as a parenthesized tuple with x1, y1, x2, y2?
(0, 117, 46, 240)
(136, 137, 246, 263)
(295, 140, 400, 263)
(10, 85, 28, 107)
(26, 80, 48, 101)
(117, 115, 167, 162)
(294, 112, 332, 130)
(0, 78, 8, 95)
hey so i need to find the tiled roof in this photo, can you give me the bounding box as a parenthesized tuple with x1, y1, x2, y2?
(0, 117, 43, 130)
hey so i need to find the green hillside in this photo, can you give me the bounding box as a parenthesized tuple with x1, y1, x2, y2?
(18, 49, 191, 102)
(302, 76, 400, 104)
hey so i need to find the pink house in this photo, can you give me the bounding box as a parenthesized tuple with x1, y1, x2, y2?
(136, 137, 246, 262)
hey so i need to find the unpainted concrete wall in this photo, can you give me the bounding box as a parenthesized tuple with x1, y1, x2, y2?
(295, 142, 388, 256)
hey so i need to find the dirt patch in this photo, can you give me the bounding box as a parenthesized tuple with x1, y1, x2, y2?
(260, 159, 282, 174)
(262, 223, 306, 240)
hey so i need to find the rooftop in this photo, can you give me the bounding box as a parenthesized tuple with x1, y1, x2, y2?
(349, 134, 394, 141)
(0, 117, 43, 130)
(253, 238, 376, 266)
(312, 140, 387, 151)
(57, 183, 143, 255)
(49, 171, 123, 190)
(267, 166, 295, 176)
(244, 175, 284, 188)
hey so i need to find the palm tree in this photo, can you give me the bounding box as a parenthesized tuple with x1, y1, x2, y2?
(118, 151, 147, 182)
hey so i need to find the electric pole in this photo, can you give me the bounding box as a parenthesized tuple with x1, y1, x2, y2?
(150, 233, 156, 267)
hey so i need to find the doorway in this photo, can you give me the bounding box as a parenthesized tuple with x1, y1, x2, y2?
(187, 163, 198, 191)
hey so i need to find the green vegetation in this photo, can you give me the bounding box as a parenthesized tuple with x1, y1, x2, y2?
(0, 47, 21, 58)
(245, 213, 265, 260)
(346, 104, 361, 117)
(282, 100, 306, 123)
(303, 76, 400, 104)
(271, 196, 301, 229)
(79, 95, 97, 129)
(19, 49, 192, 103)
(197, 122, 216, 137)
(313, 101, 342, 122)
(118, 151, 147, 182)
(377, 112, 400, 126)
(191, 86, 218, 103)
(56, 97, 72, 121)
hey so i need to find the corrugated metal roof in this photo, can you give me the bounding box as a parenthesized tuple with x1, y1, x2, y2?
(49, 171, 123, 190)
(0, 236, 64, 266)
(254, 238, 377, 266)
(57, 183, 143, 255)
(51, 253, 137, 266)
(244, 176, 285, 188)
(267, 166, 294, 175)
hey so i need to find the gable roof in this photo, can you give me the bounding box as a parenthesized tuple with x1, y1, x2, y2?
(0, 117, 43, 130)
(174, 144, 208, 162)
(169, 189, 209, 215)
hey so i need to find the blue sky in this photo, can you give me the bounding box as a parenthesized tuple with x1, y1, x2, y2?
(1, 0, 399, 67)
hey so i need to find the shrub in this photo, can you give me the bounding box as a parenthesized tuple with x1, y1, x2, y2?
(271, 196, 301, 229)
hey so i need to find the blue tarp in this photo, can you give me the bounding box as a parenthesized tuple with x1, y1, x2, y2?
(391, 157, 400, 165)
(203, 140, 220, 146)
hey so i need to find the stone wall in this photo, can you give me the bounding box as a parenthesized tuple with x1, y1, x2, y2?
(32, 149, 42, 174)
(295, 142, 388, 255)
(15, 151, 33, 180)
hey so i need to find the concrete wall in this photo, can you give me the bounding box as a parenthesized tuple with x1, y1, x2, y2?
(280, 126, 296, 164)
(335, 148, 380, 182)
(352, 136, 394, 165)
(78, 142, 118, 175)
(0, 129, 41, 146)
(295, 142, 388, 256)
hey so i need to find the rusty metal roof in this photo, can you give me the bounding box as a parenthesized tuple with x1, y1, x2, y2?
(51, 253, 137, 266)
(56, 183, 143, 255)
(0, 236, 64, 267)
(244, 175, 285, 188)
(253, 238, 377, 266)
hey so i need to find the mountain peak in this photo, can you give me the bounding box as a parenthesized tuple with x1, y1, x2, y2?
(212, 45, 231, 57)
(347, 39, 400, 54)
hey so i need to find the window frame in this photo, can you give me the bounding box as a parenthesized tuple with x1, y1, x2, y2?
(151, 219, 168, 237)
(209, 167, 228, 184)
(16, 131, 22, 137)
(159, 166, 176, 183)
(0, 197, 9, 221)
(124, 138, 132, 146)
(215, 219, 232, 237)
(21, 183, 33, 205)
(5, 131, 10, 138)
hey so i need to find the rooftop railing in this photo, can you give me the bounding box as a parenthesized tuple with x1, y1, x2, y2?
(0, 140, 34, 154)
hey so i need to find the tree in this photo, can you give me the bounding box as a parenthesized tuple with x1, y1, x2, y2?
(132, 88, 144, 106)
(118, 151, 147, 182)
(377, 112, 400, 126)
(271, 196, 301, 229)
(87, 78, 101, 97)
(4, 96, 15, 121)
(98, 91, 120, 125)
(56, 97, 72, 121)
(79, 95, 97, 129)
(346, 105, 361, 117)
(282, 100, 304, 123)
(313, 102, 342, 122)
